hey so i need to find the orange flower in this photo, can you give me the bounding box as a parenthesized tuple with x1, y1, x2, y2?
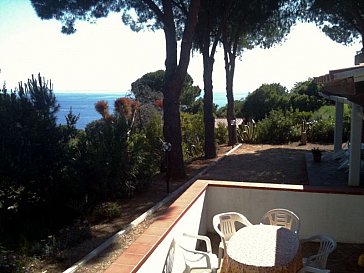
(95, 100, 109, 118)
(115, 97, 131, 119)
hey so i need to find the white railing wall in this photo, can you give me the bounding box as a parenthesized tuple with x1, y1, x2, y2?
(204, 182, 364, 243)
(137, 191, 207, 273)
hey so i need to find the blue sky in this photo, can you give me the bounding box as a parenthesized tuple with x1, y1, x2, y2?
(0, 0, 361, 95)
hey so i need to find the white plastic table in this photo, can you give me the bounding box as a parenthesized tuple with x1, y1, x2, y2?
(221, 224, 303, 273)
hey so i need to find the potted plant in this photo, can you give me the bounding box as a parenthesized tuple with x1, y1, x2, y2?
(312, 147, 322, 162)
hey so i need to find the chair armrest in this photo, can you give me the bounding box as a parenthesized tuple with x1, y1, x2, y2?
(304, 252, 330, 265)
(183, 233, 212, 253)
(212, 215, 226, 240)
(297, 266, 330, 273)
(177, 240, 214, 269)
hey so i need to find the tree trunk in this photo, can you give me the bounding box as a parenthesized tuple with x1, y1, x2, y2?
(203, 53, 217, 158)
(163, 79, 185, 178)
(162, 0, 200, 178)
(223, 44, 238, 146)
(197, 3, 223, 159)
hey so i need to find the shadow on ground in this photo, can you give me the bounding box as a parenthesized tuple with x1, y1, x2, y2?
(200, 147, 310, 184)
(200, 146, 364, 187)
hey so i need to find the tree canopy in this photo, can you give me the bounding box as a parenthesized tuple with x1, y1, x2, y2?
(289, 79, 328, 112)
(306, 0, 364, 47)
(242, 83, 289, 121)
(131, 70, 202, 112)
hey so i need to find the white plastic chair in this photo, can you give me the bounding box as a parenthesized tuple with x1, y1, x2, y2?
(175, 233, 218, 273)
(162, 239, 176, 273)
(260, 208, 300, 234)
(297, 265, 331, 273)
(212, 212, 253, 267)
(301, 235, 336, 269)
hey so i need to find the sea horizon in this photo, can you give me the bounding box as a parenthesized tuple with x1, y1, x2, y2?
(55, 91, 248, 129)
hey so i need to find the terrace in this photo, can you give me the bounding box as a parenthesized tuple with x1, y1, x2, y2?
(100, 145, 364, 273)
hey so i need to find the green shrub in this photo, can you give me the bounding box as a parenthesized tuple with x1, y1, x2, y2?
(27, 220, 91, 260)
(310, 119, 335, 143)
(127, 132, 159, 193)
(181, 113, 204, 161)
(79, 98, 162, 201)
(0, 75, 81, 244)
(90, 202, 122, 221)
(80, 118, 129, 201)
(140, 114, 163, 175)
(310, 105, 351, 142)
(256, 109, 298, 144)
(215, 122, 228, 145)
(0, 249, 32, 273)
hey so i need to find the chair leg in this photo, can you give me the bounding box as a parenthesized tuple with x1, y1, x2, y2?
(218, 246, 224, 268)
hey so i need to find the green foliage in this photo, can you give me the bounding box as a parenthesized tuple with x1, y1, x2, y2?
(215, 122, 228, 145)
(90, 202, 122, 221)
(130, 70, 202, 113)
(217, 100, 244, 118)
(79, 98, 162, 201)
(289, 80, 329, 112)
(256, 109, 300, 144)
(216, 105, 227, 118)
(27, 220, 91, 260)
(142, 114, 164, 172)
(180, 113, 204, 161)
(306, 0, 363, 46)
(0, 74, 160, 258)
(80, 118, 129, 201)
(237, 121, 257, 144)
(180, 74, 202, 112)
(310, 119, 335, 143)
(241, 83, 289, 121)
(188, 97, 205, 114)
(131, 70, 164, 104)
(312, 105, 339, 120)
(234, 100, 244, 118)
(309, 105, 351, 143)
(0, 75, 75, 243)
(0, 247, 34, 273)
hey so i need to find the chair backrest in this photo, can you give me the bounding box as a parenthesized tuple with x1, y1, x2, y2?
(260, 208, 300, 234)
(213, 212, 252, 241)
(305, 235, 336, 269)
(162, 239, 176, 273)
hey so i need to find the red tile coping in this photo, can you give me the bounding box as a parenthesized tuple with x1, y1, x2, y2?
(104, 179, 364, 273)
(103, 180, 209, 273)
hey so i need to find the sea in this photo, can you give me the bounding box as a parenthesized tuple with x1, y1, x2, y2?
(55, 91, 247, 129)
